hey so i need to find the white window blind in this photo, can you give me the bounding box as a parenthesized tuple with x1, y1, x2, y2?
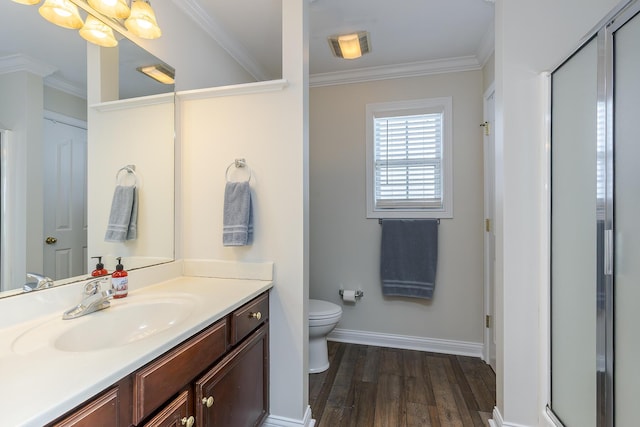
(374, 113, 444, 209)
(366, 97, 452, 219)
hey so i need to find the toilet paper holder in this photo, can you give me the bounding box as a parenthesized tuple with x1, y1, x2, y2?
(339, 289, 364, 299)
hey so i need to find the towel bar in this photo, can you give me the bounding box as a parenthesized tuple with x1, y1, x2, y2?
(225, 158, 253, 182)
(116, 165, 138, 186)
(378, 218, 440, 225)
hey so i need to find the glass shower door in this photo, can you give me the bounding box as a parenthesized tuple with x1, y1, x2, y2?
(612, 8, 640, 426)
(550, 37, 599, 427)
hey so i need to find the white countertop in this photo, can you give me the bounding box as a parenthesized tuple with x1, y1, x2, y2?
(0, 275, 272, 427)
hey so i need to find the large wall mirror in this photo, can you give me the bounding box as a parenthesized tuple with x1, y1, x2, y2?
(0, 1, 176, 298)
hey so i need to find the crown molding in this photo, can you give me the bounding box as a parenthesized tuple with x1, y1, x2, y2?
(0, 54, 57, 78)
(309, 56, 482, 87)
(171, 0, 270, 82)
(0, 54, 84, 99)
(44, 76, 86, 99)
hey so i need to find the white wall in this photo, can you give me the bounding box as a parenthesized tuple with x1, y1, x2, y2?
(494, 0, 618, 424)
(88, 98, 175, 273)
(309, 70, 485, 346)
(44, 86, 87, 123)
(179, 0, 309, 422)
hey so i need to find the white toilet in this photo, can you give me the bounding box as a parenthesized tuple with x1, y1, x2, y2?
(308, 299, 343, 374)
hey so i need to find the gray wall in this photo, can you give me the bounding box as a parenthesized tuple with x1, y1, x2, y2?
(309, 70, 485, 345)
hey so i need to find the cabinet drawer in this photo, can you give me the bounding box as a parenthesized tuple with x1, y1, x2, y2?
(230, 292, 269, 346)
(52, 387, 120, 427)
(133, 319, 227, 424)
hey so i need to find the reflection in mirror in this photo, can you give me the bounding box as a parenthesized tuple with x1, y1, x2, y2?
(0, 2, 175, 298)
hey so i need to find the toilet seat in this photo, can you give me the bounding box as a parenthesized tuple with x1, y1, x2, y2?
(309, 299, 342, 321)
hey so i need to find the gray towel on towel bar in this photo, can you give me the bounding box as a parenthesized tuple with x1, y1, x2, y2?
(380, 219, 438, 299)
(104, 185, 138, 242)
(223, 181, 253, 246)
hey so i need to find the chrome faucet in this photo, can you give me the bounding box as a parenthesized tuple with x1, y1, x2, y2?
(62, 277, 115, 320)
(23, 273, 55, 292)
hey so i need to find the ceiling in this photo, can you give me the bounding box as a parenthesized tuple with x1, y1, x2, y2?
(0, 0, 494, 98)
(182, 0, 495, 83)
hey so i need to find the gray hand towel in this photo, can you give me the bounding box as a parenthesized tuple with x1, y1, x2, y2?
(223, 181, 253, 246)
(104, 185, 138, 242)
(380, 219, 438, 299)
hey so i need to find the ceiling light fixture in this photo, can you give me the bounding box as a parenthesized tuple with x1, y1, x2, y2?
(328, 31, 370, 59)
(137, 64, 174, 85)
(38, 0, 83, 29)
(125, 0, 161, 39)
(88, 0, 130, 20)
(79, 14, 118, 47)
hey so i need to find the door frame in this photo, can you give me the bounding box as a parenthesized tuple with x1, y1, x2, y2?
(483, 82, 496, 370)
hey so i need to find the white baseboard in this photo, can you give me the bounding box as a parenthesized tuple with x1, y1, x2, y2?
(490, 407, 534, 427)
(328, 328, 484, 358)
(263, 406, 314, 427)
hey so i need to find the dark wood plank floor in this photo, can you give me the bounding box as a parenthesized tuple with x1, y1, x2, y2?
(309, 342, 496, 427)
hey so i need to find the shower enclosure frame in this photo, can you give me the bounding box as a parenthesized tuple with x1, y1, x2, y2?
(548, 1, 640, 426)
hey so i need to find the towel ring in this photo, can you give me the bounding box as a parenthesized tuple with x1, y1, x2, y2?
(225, 158, 253, 183)
(116, 165, 138, 187)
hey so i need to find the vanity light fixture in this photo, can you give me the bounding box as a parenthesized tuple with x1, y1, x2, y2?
(88, 0, 130, 20)
(328, 31, 371, 59)
(39, 0, 83, 29)
(125, 0, 161, 39)
(136, 63, 174, 84)
(12, 0, 41, 5)
(79, 14, 118, 47)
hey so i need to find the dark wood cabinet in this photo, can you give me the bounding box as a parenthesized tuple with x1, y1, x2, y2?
(133, 319, 228, 424)
(47, 291, 269, 427)
(52, 385, 123, 427)
(142, 390, 192, 427)
(195, 324, 269, 427)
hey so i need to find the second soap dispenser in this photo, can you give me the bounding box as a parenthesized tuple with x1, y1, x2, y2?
(91, 256, 109, 277)
(111, 257, 128, 299)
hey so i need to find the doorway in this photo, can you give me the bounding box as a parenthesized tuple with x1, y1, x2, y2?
(42, 112, 87, 280)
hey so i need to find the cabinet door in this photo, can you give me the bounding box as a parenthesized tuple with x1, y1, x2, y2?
(143, 390, 192, 427)
(195, 324, 268, 427)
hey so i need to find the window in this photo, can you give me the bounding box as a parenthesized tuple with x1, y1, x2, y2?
(366, 97, 453, 218)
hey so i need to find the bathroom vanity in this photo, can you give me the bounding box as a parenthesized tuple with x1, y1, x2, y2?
(0, 271, 272, 427)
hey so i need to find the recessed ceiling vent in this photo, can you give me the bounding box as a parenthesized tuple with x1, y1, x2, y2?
(328, 31, 370, 59)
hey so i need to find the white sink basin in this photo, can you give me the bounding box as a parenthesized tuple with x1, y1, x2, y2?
(12, 296, 196, 354)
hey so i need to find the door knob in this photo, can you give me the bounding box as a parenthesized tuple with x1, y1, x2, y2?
(249, 311, 262, 320)
(45, 237, 57, 244)
(181, 416, 195, 427)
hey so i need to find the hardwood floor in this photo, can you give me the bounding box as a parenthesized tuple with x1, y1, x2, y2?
(309, 342, 496, 427)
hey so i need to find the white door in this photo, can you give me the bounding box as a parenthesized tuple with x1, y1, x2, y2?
(43, 116, 87, 280)
(483, 86, 496, 371)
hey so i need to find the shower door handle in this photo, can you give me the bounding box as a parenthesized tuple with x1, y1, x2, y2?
(604, 229, 613, 276)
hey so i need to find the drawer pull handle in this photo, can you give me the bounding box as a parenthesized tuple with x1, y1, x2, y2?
(202, 396, 214, 407)
(249, 311, 262, 320)
(181, 416, 195, 427)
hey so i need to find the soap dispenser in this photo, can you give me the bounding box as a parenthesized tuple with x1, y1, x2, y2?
(111, 257, 128, 299)
(90, 256, 109, 277)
